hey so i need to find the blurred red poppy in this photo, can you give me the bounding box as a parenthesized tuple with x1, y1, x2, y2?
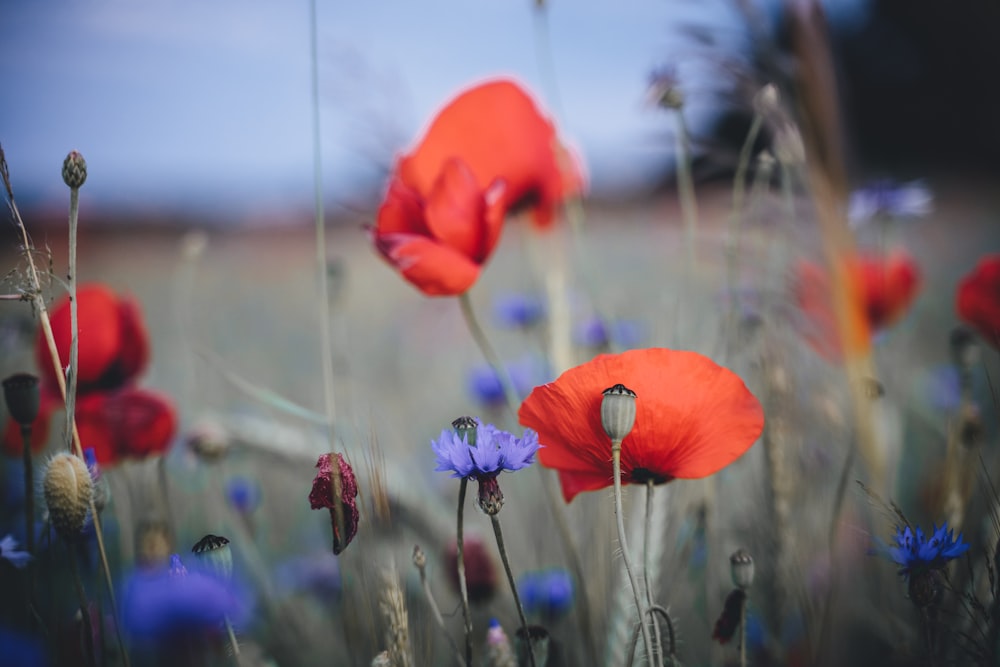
(957, 254, 1000, 348)
(38, 284, 150, 392)
(3, 284, 175, 465)
(373, 79, 584, 296)
(793, 249, 921, 361)
(518, 348, 764, 502)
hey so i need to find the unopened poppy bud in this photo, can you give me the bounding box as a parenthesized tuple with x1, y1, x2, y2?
(192, 534, 233, 582)
(43, 453, 92, 542)
(515, 625, 550, 667)
(753, 83, 780, 115)
(729, 548, 754, 590)
(412, 544, 427, 571)
(2, 373, 40, 427)
(452, 416, 478, 446)
(62, 151, 87, 189)
(601, 384, 637, 443)
(477, 476, 504, 515)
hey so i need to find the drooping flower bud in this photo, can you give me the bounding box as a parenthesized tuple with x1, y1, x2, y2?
(601, 384, 637, 443)
(477, 476, 504, 515)
(729, 548, 755, 590)
(62, 151, 88, 189)
(192, 534, 233, 582)
(43, 453, 93, 542)
(309, 453, 360, 555)
(712, 588, 747, 644)
(452, 416, 478, 446)
(2, 373, 40, 427)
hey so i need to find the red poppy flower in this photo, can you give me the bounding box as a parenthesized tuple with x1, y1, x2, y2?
(38, 284, 150, 393)
(518, 348, 764, 502)
(957, 254, 1000, 348)
(372, 79, 584, 296)
(793, 249, 921, 361)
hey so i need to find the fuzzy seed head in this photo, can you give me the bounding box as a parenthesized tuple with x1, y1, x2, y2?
(62, 151, 87, 189)
(601, 383, 637, 444)
(43, 453, 93, 542)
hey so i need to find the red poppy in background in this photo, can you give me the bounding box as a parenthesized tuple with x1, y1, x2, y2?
(518, 348, 764, 502)
(793, 249, 921, 361)
(372, 79, 584, 296)
(957, 254, 1000, 348)
(3, 284, 176, 465)
(39, 284, 150, 392)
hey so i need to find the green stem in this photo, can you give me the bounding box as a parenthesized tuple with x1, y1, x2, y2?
(415, 550, 465, 667)
(21, 425, 34, 554)
(67, 185, 79, 450)
(643, 481, 664, 667)
(458, 292, 519, 418)
(726, 113, 763, 291)
(613, 443, 654, 664)
(456, 479, 473, 667)
(308, 0, 338, 446)
(490, 514, 536, 667)
(739, 595, 747, 667)
(69, 545, 97, 667)
(224, 615, 241, 662)
(674, 108, 699, 272)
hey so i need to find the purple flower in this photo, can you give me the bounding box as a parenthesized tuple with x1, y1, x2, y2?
(122, 559, 248, 642)
(274, 552, 341, 601)
(467, 356, 549, 408)
(883, 521, 969, 578)
(432, 422, 540, 479)
(225, 476, 261, 515)
(518, 568, 575, 620)
(0, 627, 46, 666)
(493, 292, 546, 329)
(0, 534, 31, 569)
(573, 316, 644, 349)
(848, 179, 932, 228)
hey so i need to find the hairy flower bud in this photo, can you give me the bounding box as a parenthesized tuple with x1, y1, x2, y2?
(477, 476, 504, 515)
(43, 453, 92, 541)
(729, 548, 754, 590)
(62, 151, 87, 189)
(3, 373, 40, 427)
(601, 384, 637, 443)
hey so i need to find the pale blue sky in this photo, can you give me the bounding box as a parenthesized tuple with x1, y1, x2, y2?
(0, 0, 866, 221)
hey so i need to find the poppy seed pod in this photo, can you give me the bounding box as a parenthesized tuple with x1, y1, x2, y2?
(43, 453, 93, 542)
(515, 625, 550, 667)
(451, 416, 478, 447)
(601, 384, 637, 444)
(62, 151, 87, 189)
(2, 373, 41, 427)
(729, 548, 754, 590)
(192, 534, 233, 583)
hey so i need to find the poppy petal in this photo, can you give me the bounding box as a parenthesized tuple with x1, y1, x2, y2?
(375, 175, 429, 238)
(398, 79, 581, 230)
(957, 254, 1000, 348)
(423, 158, 490, 261)
(374, 232, 482, 296)
(40, 285, 123, 392)
(556, 469, 614, 503)
(107, 296, 151, 387)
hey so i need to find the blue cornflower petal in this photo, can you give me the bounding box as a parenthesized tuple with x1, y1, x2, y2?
(519, 568, 575, 619)
(848, 179, 932, 228)
(0, 534, 31, 569)
(879, 521, 969, 577)
(493, 293, 546, 329)
(431, 422, 539, 479)
(225, 476, 262, 515)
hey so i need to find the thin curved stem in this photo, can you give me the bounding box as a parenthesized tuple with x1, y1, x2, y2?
(69, 545, 96, 667)
(613, 443, 654, 664)
(21, 425, 34, 554)
(67, 186, 79, 452)
(626, 605, 676, 667)
(415, 548, 465, 667)
(739, 594, 747, 667)
(224, 615, 241, 661)
(458, 292, 519, 419)
(643, 481, 664, 667)
(456, 479, 473, 667)
(490, 514, 536, 667)
(674, 108, 699, 272)
(308, 0, 338, 447)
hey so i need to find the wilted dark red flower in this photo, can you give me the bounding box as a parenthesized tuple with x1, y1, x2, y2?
(372, 79, 584, 296)
(793, 249, 921, 361)
(711, 588, 747, 644)
(39, 284, 149, 393)
(957, 254, 1000, 348)
(518, 348, 764, 502)
(309, 453, 360, 555)
(444, 534, 497, 604)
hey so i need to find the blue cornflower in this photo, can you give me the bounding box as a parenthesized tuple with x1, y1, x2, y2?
(467, 357, 547, 409)
(573, 316, 644, 350)
(848, 179, 932, 228)
(432, 423, 540, 480)
(225, 476, 262, 515)
(518, 568, 575, 620)
(885, 522, 969, 577)
(0, 534, 31, 569)
(493, 292, 546, 329)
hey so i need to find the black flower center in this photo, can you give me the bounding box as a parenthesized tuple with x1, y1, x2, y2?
(630, 468, 670, 485)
